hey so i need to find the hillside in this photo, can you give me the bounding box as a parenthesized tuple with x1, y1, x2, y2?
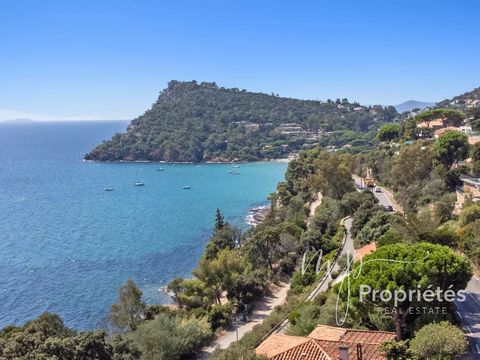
(394, 100, 435, 113)
(436, 87, 480, 110)
(85, 81, 398, 162)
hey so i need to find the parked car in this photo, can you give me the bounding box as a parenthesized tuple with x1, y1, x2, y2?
(385, 205, 394, 212)
(375, 187, 382, 193)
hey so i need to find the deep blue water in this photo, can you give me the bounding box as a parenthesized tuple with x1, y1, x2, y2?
(0, 121, 287, 330)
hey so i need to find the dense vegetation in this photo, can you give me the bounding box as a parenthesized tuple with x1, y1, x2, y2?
(85, 80, 398, 162)
(0, 313, 140, 359)
(4, 139, 478, 359)
(5, 87, 480, 358)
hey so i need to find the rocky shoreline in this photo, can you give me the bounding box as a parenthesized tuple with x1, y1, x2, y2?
(245, 205, 270, 227)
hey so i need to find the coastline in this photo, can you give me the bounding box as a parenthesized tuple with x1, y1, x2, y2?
(160, 202, 273, 303)
(245, 205, 270, 226)
(0, 119, 288, 330)
(82, 157, 294, 164)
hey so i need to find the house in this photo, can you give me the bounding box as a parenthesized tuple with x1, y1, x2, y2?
(469, 136, 480, 145)
(244, 123, 260, 133)
(433, 126, 460, 138)
(459, 125, 473, 134)
(461, 175, 480, 200)
(416, 119, 445, 138)
(416, 119, 444, 129)
(276, 124, 304, 136)
(256, 325, 395, 360)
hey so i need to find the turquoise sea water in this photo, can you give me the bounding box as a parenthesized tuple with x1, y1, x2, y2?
(0, 121, 287, 329)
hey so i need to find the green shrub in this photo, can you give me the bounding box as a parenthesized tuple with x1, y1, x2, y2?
(410, 322, 467, 359)
(208, 304, 232, 331)
(131, 314, 212, 360)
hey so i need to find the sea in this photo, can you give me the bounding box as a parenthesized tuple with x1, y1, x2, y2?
(0, 121, 287, 330)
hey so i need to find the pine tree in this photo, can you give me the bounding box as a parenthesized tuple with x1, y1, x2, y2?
(214, 208, 225, 230)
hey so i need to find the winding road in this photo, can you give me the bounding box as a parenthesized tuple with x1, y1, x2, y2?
(272, 216, 356, 334)
(455, 277, 480, 359)
(353, 175, 480, 358)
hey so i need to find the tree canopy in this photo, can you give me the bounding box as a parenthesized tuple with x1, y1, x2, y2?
(130, 313, 212, 360)
(85, 81, 398, 162)
(109, 279, 146, 331)
(433, 131, 469, 167)
(414, 108, 465, 127)
(0, 313, 140, 359)
(377, 123, 401, 142)
(338, 243, 472, 340)
(410, 321, 467, 359)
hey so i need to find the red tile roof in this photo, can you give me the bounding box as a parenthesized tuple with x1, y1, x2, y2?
(256, 325, 395, 360)
(469, 136, 480, 145)
(434, 126, 461, 137)
(316, 340, 386, 360)
(416, 119, 444, 128)
(354, 242, 377, 261)
(270, 339, 332, 360)
(340, 328, 395, 344)
(308, 325, 346, 341)
(256, 334, 311, 358)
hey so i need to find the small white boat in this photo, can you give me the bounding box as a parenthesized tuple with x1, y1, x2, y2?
(135, 182, 145, 186)
(156, 167, 165, 171)
(182, 185, 191, 190)
(104, 187, 114, 191)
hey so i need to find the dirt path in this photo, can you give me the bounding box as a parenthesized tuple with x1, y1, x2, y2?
(199, 281, 291, 356)
(307, 192, 323, 226)
(198, 193, 323, 357)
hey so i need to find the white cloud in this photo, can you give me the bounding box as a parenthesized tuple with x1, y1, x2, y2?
(0, 109, 116, 121)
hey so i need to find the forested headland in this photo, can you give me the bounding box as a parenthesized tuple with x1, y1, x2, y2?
(85, 80, 398, 162)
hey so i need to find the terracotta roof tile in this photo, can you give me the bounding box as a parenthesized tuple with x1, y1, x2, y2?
(256, 334, 310, 358)
(434, 126, 460, 137)
(354, 242, 377, 261)
(316, 340, 387, 360)
(270, 339, 332, 360)
(469, 136, 480, 145)
(416, 119, 444, 128)
(308, 325, 347, 341)
(341, 329, 395, 344)
(256, 326, 395, 360)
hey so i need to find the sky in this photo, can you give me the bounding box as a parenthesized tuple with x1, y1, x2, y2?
(1, 0, 479, 121)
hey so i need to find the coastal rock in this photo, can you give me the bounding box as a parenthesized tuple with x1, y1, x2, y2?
(246, 205, 270, 226)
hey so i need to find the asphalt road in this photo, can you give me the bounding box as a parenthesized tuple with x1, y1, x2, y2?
(354, 177, 480, 358)
(372, 188, 393, 208)
(455, 276, 480, 359)
(306, 217, 355, 300)
(352, 175, 394, 210)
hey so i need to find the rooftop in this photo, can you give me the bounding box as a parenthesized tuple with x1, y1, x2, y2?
(354, 242, 377, 261)
(256, 325, 395, 360)
(416, 119, 444, 128)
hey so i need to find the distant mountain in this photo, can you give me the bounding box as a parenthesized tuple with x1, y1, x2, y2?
(394, 100, 436, 113)
(85, 80, 398, 162)
(2, 118, 35, 123)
